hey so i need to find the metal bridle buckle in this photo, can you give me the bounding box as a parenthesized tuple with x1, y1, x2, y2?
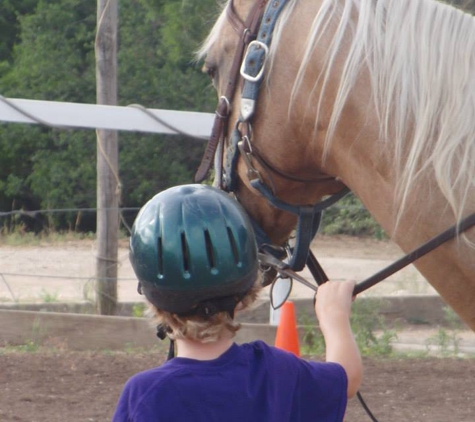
(216, 96, 231, 118)
(238, 135, 263, 182)
(240, 40, 269, 82)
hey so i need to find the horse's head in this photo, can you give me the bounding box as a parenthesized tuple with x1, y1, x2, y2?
(200, 0, 346, 249)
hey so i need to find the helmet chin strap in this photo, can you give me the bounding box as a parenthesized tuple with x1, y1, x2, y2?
(156, 325, 175, 361)
(177, 295, 242, 319)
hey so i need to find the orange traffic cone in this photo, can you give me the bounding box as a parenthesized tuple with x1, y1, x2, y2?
(275, 301, 300, 357)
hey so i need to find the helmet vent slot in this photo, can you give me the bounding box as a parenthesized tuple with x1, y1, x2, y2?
(227, 227, 239, 264)
(204, 229, 215, 268)
(157, 237, 164, 276)
(181, 232, 190, 272)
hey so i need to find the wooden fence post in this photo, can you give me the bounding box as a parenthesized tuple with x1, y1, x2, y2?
(95, 0, 119, 315)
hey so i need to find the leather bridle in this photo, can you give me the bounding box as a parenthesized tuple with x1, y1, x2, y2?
(194, 0, 266, 184)
(196, 0, 348, 277)
(195, 0, 337, 187)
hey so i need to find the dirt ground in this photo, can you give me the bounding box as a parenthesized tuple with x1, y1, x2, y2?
(1, 350, 474, 422)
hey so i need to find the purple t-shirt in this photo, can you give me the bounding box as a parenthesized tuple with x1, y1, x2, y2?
(112, 340, 347, 422)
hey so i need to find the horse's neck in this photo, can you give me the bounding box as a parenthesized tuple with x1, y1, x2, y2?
(320, 91, 475, 329)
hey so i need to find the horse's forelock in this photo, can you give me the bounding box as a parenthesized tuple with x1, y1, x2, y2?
(195, 1, 229, 62)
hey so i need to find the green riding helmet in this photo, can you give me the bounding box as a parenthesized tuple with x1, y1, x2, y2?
(130, 184, 258, 316)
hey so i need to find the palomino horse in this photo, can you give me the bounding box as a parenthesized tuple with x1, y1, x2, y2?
(198, 0, 475, 330)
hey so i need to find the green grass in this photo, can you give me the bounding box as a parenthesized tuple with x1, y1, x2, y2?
(0, 227, 96, 246)
(301, 302, 474, 359)
(301, 298, 398, 358)
(0, 340, 41, 354)
(321, 194, 387, 238)
(0, 227, 130, 246)
(39, 289, 59, 303)
(132, 303, 146, 318)
(425, 307, 465, 357)
(91, 344, 169, 357)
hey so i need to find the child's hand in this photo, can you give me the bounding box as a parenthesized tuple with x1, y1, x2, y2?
(314, 280, 356, 331)
(314, 280, 363, 398)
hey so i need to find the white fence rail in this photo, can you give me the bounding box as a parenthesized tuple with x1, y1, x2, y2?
(0, 97, 214, 137)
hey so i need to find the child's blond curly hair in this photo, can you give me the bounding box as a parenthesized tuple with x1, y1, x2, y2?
(148, 282, 262, 343)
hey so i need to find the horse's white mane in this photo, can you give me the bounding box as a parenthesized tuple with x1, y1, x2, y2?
(196, 2, 228, 61)
(278, 0, 475, 228)
(200, 0, 475, 230)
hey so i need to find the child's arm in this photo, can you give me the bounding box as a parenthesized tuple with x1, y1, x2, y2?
(314, 280, 363, 398)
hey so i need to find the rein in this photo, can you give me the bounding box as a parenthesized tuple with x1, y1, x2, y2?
(263, 212, 475, 297)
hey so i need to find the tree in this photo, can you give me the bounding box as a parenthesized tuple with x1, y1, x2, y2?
(117, 0, 216, 213)
(0, 0, 218, 231)
(0, 0, 96, 230)
(0, 0, 39, 75)
(451, 1, 475, 13)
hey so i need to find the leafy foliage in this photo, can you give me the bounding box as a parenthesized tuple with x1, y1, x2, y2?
(321, 194, 386, 239)
(301, 298, 397, 357)
(449, 0, 475, 12)
(0, 0, 39, 71)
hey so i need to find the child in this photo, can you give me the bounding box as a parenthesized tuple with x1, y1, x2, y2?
(112, 184, 362, 422)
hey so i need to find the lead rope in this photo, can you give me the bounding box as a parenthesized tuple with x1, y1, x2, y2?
(357, 392, 380, 422)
